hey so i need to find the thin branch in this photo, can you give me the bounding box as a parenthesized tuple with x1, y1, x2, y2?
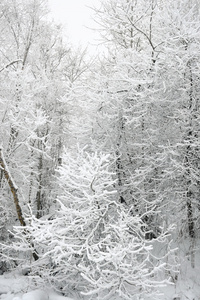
(127, 17, 155, 50)
(0, 59, 22, 72)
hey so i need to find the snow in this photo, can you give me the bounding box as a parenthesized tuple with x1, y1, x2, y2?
(0, 272, 200, 300)
(0, 147, 18, 190)
(0, 275, 74, 300)
(0, 240, 199, 300)
(0, 289, 74, 300)
(0, 290, 74, 300)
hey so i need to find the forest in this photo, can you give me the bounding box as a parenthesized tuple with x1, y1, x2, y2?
(0, 0, 200, 299)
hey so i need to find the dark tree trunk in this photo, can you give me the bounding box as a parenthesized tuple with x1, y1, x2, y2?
(0, 147, 39, 260)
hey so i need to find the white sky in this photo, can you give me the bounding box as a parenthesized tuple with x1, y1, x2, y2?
(48, 0, 102, 50)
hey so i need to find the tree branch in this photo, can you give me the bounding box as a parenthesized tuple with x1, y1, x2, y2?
(0, 59, 22, 72)
(127, 17, 155, 51)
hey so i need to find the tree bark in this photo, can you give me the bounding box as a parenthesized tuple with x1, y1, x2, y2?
(0, 146, 39, 260)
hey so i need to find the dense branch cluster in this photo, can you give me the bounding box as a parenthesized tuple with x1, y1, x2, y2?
(0, 0, 200, 299)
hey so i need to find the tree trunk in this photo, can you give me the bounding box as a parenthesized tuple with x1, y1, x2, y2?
(0, 146, 39, 260)
(36, 154, 43, 219)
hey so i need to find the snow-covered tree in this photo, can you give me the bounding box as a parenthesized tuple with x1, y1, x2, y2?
(87, 0, 200, 241)
(158, 0, 200, 240)
(17, 147, 170, 299)
(84, 0, 167, 240)
(0, 0, 91, 271)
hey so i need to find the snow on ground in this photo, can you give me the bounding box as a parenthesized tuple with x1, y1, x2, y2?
(1, 239, 200, 300)
(158, 238, 200, 300)
(0, 288, 74, 300)
(0, 275, 200, 300)
(0, 289, 74, 300)
(0, 274, 74, 300)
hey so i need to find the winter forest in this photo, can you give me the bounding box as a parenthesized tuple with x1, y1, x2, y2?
(0, 0, 200, 299)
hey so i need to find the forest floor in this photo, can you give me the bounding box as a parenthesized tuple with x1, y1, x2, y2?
(0, 274, 73, 300)
(0, 272, 199, 300)
(0, 239, 199, 300)
(0, 270, 74, 300)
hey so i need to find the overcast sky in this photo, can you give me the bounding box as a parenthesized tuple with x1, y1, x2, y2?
(48, 0, 102, 50)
